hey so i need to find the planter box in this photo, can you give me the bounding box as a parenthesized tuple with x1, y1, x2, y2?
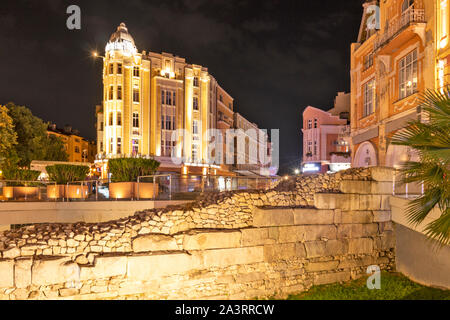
(109, 182, 159, 199)
(3, 186, 40, 200)
(47, 185, 89, 199)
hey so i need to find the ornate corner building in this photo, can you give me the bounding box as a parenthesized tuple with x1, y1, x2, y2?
(350, 0, 449, 168)
(95, 23, 273, 177)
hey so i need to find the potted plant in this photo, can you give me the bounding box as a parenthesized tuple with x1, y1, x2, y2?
(2, 168, 41, 200)
(108, 158, 160, 199)
(46, 164, 90, 199)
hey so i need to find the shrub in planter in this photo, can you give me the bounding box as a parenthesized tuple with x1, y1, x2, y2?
(46, 164, 90, 199)
(108, 158, 160, 199)
(2, 168, 41, 199)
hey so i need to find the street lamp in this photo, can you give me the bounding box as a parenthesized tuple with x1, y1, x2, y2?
(92, 51, 105, 59)
(294, 169, 300, 175)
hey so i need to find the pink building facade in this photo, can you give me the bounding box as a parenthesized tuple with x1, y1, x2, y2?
(301, 106, 351, 174)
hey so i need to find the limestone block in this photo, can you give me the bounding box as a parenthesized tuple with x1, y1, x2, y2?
(32, 257, 80, 286)
(304, 239, 348, 258)
(369, 167, 396, 182)
(240, 228, 277, 247)
(348, 238, 374, 254)
(80, 256, 127, 281)
(305, 260, 339, 272)
(335, 211, 373, 224)
(263, 243, 296, 261)
(338, 256, 374, 269)
(359, 195, 383, 210)
(183, 231, 241, 250)
(199, 246, 264, 268)
(374, 231, 395, 251)
(0, 260, 14, 288)
(252, 208, 294, 227)
(313, 271, 351, 285)
(373, 211, 392, 222)
(337, 224, 363, 239)
(278, 225, 336, 243)
(314, 193, 360, 210)
(339, 181, 393, 195)
(292, 209, 334, 225)
(127, 253, 203, 280)
(14, 258, 32, 288)
(132, 234, 178, 253)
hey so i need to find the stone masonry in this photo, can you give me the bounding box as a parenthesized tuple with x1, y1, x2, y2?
(0, 167, 396, 300)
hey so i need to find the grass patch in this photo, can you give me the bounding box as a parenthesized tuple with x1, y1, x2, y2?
(288, 272, 450, 300)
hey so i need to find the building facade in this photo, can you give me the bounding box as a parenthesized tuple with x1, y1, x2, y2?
(47, 124, 96, 163)
(437, 0, 450, 92)
(96, 23, 272, 177)
(350, 0, 438, 168)
(301, 98, 351, 174)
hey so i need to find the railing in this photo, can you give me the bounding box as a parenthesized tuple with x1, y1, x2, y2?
(391, 170, 424, 199)
(374, 8, 425, 51)
(0, 174, 280, 202)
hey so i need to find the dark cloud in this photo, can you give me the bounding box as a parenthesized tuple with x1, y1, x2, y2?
(0, 0, 363, 173)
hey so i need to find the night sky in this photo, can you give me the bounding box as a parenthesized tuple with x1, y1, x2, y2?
(0, 0, 364, 174)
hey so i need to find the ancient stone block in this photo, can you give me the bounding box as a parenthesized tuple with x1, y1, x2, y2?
(32, 257, 80, 286)
(374, 231, 395, 250)
(348, 238, 374, 254)
(304, 239, 348, 258)
(199, 246, 264, 268)
(278, 225, 336, 243)
(338, 256, 374, 269)
(339, 181, 393, 195)
(183, 231, 241, 250)
(314, 193, 360, 210)
(305, 260, 339, 272)
(252, 208, 294, 227)
(313, 271, 351, 285)
(335, 211, 373, 224)
(373, 211, 392, 222)
(80, 256, 127, 281)
(292, 209, 334, 225)
(359, 195, 383, 210)
(132, 234, 178, 253)
(263, 243, 296, 262)
(369, 167, 396, 182)
(0, 260, 14, 288)
(14, 258, 32, 289)
(241, 228, 277, 247)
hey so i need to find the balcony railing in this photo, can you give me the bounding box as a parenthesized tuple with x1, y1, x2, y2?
(374, 8, 425, 51)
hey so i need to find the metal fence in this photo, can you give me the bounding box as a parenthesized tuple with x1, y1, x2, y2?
(0, 175, 280, 202)
(391, 171, 424, 199)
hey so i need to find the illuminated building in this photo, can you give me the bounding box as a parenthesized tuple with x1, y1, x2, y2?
(47, 124, 96, 163)
(301, 92, 351, 174)
(95, 23, 271, 176)
(350, 0, 437, 168)
(437, 0, 450, 92)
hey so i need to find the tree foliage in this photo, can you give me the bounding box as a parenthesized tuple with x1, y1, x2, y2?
(0, 105, 18, 167)
(46, 164, 90, 184)
(108, 158, 160, 182)
(5, 102, 68, 167)
(391, 88, 450, 246)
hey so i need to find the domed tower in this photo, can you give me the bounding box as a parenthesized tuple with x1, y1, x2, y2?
(100, 23, 151, 159)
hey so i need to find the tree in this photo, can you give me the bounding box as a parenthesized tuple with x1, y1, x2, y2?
(391, 88, 450, 246)
(0, 105, 18, 167)
(6, 102, 68, 167)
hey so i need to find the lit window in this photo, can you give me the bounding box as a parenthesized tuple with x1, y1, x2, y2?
(364, 52, 374, 70)
(363, 79, 375, 117)
(133, 112, 139, 128)
(192, 144, 199, 161)
(193, 120, 199, 135)
(133, 89, 140, 102)
(399, 49, 418, 100)
(133, 67, 140, 77)
(117, 85, 122, 100)
(117, 138, 122, 154)
(110, 138, 114, 153)
(109, 112, 113, 126)
(117, 63, 122, 74)
(109, 86, 114, 100)
(117, 112, 122, 126)
(440, 0, 449, 48)
(193, 77, 199, 87)
(132, 139, 139, 155)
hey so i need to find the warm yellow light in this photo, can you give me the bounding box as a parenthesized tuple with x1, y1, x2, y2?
(407, 81, 412, 87)
(93, 51, 98, 57)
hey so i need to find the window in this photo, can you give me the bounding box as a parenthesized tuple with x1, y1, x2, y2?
(363, 79, 375, 117)
(117, 112, 122, 126)
(110, 138, 114, 153)
(166, 91, 172, 105)
(117, 138, 122, 154)
(132, 112, 139, 128)
(100, 122, 103, 131)
(100, 142, 103, 152)
(117, 85, 122, 100)
(314, 119, 318, 129)
(109, 112, 113, 126)
(193, 120, 199, 135)
(132, 139, 139, 155)
(314, 141, 317, 155)
(402, 0, 414, 13)
(193, 97, 199, 111)
(133, 89, 140, 103)
(133, 67, 140, 77)
(173, 92, 176, 106)
(192, 144, 199, 161)
(219, 95, 223, 102)
(307, 119, 312, 129)
(228, 103, 232, 109)
(440, 0, 449, 49)
(109, 86, 114, 100)
(364, 52, 374, 70)
(117, 63, 122, 74)
(307, 141, 312, 154)
(193, 77, 199, 87)
(109, 64, 114, 75)
(399, 49, 418, 99)
(75, 146, 80, 153)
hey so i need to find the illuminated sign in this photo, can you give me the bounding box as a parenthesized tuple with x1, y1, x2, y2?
(302, 163, 321, 173)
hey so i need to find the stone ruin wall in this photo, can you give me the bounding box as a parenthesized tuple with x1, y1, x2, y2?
(0, 167, 396, 300)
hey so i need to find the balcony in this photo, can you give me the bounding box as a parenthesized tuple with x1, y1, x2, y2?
(374, 8, 425, 52)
